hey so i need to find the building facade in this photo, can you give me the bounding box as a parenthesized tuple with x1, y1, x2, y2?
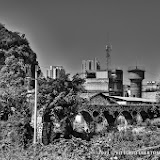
(83, 70, 109, 93)
(82, 68, 123, 95)
(108, 69, 123, 96)
(128, 66, 145, 98)
(81, 58, 100, 78)
(142, 81, 159, 101)
(124, 80, 158, 102)
(46, 66, 65, 79)
(81, 58, 123, 96)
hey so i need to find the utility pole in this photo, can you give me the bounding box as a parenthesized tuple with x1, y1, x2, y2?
(33, 63, 38, 145)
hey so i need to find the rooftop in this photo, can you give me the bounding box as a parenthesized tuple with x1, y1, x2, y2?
(128, 66, 145, 72)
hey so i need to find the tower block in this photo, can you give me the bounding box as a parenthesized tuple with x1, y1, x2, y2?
(128, 66, 145, 98)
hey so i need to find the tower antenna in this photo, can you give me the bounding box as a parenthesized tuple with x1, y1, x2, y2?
(107, 32, 110, 44)
(106, 32, 112, 71)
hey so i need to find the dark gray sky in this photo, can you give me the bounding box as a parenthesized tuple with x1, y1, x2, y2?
(0, 0, 160, 84)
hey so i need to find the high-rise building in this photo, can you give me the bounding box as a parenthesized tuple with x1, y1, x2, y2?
(46, 66, 65, 79)
(81, 58, 100, 73)
(81, 58, 100, 78)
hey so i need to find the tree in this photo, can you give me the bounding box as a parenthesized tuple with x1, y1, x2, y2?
(0, 24, 39, 147)
(0, 24, 40, 116)
(0, 55, 27, 108)
(37, 73, 85, 110)
(39, 73, 86, 144)
(0, 24, 38, 89)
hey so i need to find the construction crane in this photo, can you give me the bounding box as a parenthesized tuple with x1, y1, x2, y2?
(105, 44, 112, 71)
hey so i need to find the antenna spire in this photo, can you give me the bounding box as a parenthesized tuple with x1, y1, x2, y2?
(106, 32, 112, 71)
(107, 32, 110, 44)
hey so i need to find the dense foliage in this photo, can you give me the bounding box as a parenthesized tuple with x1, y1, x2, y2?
(0, 23, 36, 62)
(0, 23, 87, 150)
(1, 126, 160, 160)
(0, 24, 39, 149)
(37, 73, 85, 110)
(0, 23, 38, 88)
(0, 23, 39, 115)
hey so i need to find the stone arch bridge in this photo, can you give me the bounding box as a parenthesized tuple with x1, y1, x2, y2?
(77, 93, 160, 126)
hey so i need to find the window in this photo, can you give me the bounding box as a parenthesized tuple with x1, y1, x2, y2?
(117, 83, 122, 90)
(89, 61, 92, 70)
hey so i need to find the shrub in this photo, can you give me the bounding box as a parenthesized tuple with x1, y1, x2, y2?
(0, 128, 160, 160)
(150, 118, 160, 127)
(145, 118, 151, 126)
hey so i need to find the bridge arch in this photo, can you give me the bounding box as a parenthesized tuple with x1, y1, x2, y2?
(103, 111, 115, 126)
(93, 110, 99, 118)
(132, 111, 138, 125)
(132, 111, 137, 117)
(140, 110, 149, 122)
(121, 111, 133, 124)
(80, 110, 93, 123)
(113, 111, 119, 118)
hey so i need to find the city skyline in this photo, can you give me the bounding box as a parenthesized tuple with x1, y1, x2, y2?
(0, 0, 160, 84)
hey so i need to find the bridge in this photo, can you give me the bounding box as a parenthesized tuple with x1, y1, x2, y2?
(77, 93, 160, 126)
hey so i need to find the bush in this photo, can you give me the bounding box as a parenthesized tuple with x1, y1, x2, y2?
(150, 118, 160, 127)
(145, 118, 151, 126)
(0, 127, 160, 160)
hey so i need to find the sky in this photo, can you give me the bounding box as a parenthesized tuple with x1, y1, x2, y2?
(0, 0, 160, 84)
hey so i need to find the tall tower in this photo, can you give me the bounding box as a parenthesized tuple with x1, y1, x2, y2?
(128, 66, 145, 98)
(106, 44, 112, 71)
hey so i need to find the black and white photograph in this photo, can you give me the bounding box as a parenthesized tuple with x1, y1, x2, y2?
(0, 0, 160, 159)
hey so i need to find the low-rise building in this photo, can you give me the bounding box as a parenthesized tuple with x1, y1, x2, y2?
(142, 81, 159, 101)
(81, 59, 123, 96)
(83, 70, 109, 93)
(109, 69, 123, 96)
(123, 81, 159, 102)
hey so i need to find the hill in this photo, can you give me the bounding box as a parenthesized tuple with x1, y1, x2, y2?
(0, 23, 39, 88)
